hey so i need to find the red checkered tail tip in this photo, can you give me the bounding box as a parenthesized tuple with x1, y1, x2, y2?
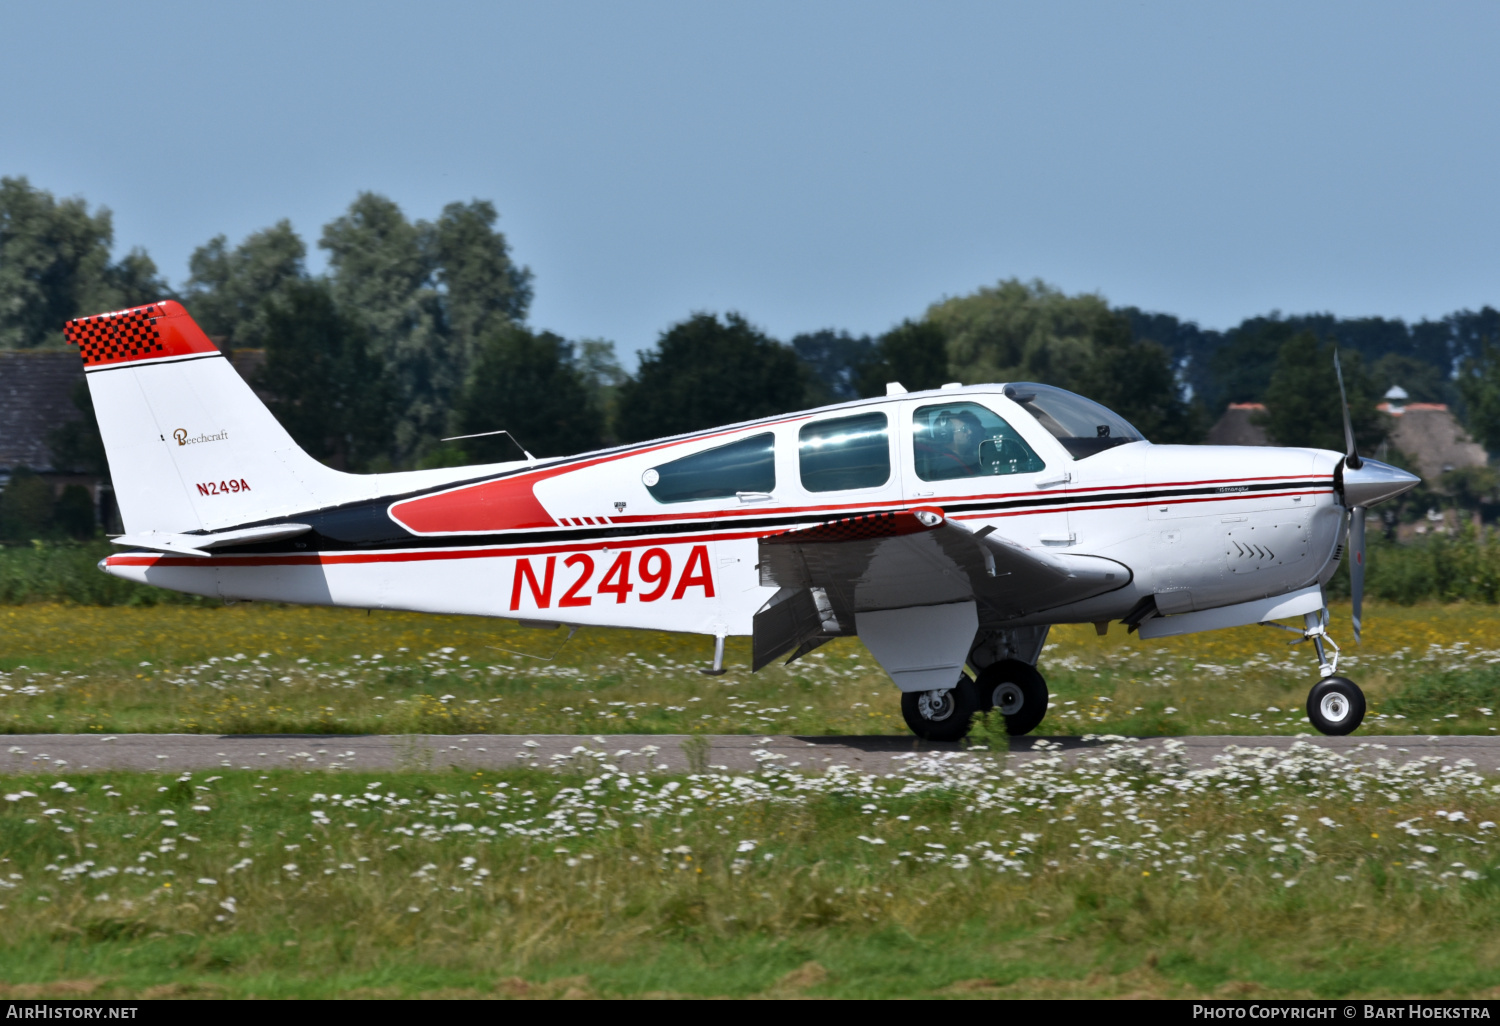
(63, 300, 219, 368)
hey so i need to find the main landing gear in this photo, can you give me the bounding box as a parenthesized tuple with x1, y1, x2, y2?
(1266, 609, 1366, 736)
(901, 659, 1051, 742)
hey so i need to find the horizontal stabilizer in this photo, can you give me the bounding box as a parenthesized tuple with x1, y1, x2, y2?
(111, 523, 312, 558)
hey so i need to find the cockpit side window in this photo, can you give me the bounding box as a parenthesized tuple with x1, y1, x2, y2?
(798, 412, 890, 492)
(1004, 383, 1145, 459)
(645, 433, 775, 503)
(913, 402, 1045, 481)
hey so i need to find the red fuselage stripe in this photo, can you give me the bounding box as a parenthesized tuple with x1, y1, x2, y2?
(106, 485, 1334, 570)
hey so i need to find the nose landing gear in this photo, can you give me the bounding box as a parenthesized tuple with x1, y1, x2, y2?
(1264, 609, 1366, 736)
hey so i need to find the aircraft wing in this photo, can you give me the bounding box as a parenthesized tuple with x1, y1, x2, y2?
(753, 510, 1129, 669)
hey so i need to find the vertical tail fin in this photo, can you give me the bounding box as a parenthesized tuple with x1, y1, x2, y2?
(66, 301, 355, 535)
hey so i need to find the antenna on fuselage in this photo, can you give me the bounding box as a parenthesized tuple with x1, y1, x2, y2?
(441, 429, 537, 463)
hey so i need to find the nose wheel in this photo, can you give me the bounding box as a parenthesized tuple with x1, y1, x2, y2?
(1264, 609, 1367, 736)
(1306, 676, 1365, 735)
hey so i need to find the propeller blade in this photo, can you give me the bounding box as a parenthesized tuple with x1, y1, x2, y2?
(1333, 349, 1363, 470)
(1349, 505, 1366, 643)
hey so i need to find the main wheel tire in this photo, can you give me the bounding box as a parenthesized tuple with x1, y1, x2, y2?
(901, 673, 980, 742)
(1306, 676, 1366, 736)
(974, 659, 1050, 736)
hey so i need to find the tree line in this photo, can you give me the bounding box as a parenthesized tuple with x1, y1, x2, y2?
(4, 175, 1500, 489)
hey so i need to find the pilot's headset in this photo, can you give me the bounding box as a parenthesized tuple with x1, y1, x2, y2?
(931, 411, 956, 443)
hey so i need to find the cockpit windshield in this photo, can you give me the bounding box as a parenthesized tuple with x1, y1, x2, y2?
(1003, 383, 1145, 459)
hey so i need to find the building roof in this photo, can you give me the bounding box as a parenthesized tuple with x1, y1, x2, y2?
(1207, 398, 1490, 486)
(1206, 402, 1270, 446)
(1378, 402, 1489, 481)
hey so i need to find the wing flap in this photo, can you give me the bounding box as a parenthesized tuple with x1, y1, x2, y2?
(757, 510, 1130, 622)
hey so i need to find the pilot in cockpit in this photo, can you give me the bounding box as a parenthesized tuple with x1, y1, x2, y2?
(934, 409, 983, 477)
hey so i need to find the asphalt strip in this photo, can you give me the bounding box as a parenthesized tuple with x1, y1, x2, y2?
(4, 734, 1500, 775)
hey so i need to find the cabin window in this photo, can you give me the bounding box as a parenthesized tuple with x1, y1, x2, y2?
(645, 432, 776, 503)
(798, 412, 890, 492)
(1004, 382, 1145, 459)
(912, 402, 1045, 481)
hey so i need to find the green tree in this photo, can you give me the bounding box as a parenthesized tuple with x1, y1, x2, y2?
(1371, 352, 1451, 406)
(320, 194, 531, 464)
(0, 469, 54, 541)
(182, 220, 308, 349)
(425, 199, 533, 349)
(791, 329, 876, 402)
(575, 338, 627, 443)
(1440, 465, 1497, 512)
(1077, 317, 1205, 444)
(616, 313, 810, 443)
(47, 379, 108, 478)
(321, 193, 444, 462)
(854, 320, 948, 397)
(453, 327, 604, 461)
(930, 278, 1200, 442)
(53, 485, 97, 539)
(1203, 321, 1289, 411)
(258, 281, 396, 471)
(0, 177, 168, 349)
(1260, 332, 1383, 452)
(929, 278, 1105, 391)
(1458, 339, 1500, 456)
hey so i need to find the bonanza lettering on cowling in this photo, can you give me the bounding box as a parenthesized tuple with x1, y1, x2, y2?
(196, 479, 251, 497)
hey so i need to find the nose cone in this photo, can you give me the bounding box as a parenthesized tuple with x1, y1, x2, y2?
(1339, 458, 1420, 508)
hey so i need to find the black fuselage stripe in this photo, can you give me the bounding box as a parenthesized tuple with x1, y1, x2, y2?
(84, 351, 223, 373)
(209, 479, 1336, 555)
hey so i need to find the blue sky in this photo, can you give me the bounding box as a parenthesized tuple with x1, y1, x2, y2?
(3, 1, 1497, 361)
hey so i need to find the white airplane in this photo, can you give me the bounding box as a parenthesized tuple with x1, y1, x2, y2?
(68, 301, 1419, 740)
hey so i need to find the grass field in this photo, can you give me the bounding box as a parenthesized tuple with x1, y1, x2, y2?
(2, 742, 1499, 998)
(5, 604, 1500, 998)
(2, 601, 1499, 737)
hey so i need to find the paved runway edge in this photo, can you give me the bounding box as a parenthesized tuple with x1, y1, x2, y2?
(5, 733, 1500, 775)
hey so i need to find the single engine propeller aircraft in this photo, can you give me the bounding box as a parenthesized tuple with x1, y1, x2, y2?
(69, 301, 1419, 740)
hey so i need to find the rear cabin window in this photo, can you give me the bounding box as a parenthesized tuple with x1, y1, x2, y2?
(913, 402, 1045, 481)
(798, 412, 890, 492)
(645, 433, 776, 503)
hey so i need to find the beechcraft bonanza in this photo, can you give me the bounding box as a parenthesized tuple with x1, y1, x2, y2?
(69, 301, 1419, 740)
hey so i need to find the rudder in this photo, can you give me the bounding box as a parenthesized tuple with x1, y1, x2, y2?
(66, 301, 356, 535)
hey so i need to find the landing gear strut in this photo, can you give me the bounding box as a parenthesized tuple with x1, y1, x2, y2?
(1265, 609, 1366, 736)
